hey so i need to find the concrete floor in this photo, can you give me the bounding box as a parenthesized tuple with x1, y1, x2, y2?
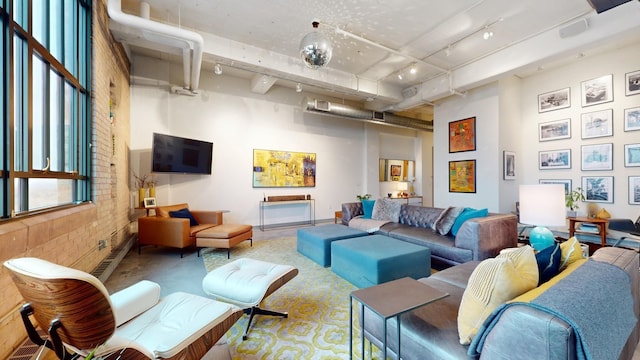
(103, 226, 298, 295)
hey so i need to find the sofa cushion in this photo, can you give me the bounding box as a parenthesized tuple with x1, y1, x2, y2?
(361, 199, 376, 219)
(169, 208, 199, 226)
(431, 206, 465, 235)
(560, 236, 583, 270)
(535, 243, 562, 285)
(372, 197, 402, 222)
(451, 208, 489, 236)
(457, 245, 538, 345)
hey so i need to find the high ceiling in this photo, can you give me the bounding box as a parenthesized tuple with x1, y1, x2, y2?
(112, 0, 640, 123)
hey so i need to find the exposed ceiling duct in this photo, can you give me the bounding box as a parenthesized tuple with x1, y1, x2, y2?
(302, 97, 433, 132)
(107, 0, 204, 94)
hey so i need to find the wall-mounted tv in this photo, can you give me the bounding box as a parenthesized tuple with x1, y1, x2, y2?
(151, 133, 213, 174)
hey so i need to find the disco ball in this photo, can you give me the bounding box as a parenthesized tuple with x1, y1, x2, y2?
(299, 30, 333, 69)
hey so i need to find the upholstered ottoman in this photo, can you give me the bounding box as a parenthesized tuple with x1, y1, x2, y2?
(297, 224, 368, 266)
(331, 235, 431, 288)
(202, 258, 298, 340)
(196, 224, 253, 259)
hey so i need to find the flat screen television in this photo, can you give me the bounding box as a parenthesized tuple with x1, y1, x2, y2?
(151, 133, 213, 174)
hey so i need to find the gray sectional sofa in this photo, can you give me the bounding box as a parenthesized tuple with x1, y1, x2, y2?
(341, 202, 517, 266)
(360, 246, 640, 360)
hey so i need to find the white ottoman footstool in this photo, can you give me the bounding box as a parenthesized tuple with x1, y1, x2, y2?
(202, 258, 298, 340)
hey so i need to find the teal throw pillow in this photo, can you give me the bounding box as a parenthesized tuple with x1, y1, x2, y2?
(169, 208, 199, 226)
(361, 199, 376, 219)
(535, 242, 561, 285)
(451, 208, 489, 236)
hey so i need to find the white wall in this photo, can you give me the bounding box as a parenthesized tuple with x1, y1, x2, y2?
(520, 43, 640, 220)
(129, 55, 430, 226)
(433, 83, 503, 212)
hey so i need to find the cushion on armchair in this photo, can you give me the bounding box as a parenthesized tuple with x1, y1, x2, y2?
(169, 208, 199, 226)
(110, 280, 161, 326)
(361, 200, 376, 219)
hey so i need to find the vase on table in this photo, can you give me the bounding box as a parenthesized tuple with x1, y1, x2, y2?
(149, 186, 156, 198)
(138, 188, 147, 207)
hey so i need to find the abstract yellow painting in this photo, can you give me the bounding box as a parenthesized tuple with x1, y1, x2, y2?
(253, 149, 316, 187)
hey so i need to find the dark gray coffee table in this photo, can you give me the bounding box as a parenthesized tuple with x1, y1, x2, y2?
(349, 277, 449, 360)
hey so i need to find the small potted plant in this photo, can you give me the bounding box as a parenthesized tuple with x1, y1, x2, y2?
(356, 194, 372, 201)
(565, 187, 585, 218)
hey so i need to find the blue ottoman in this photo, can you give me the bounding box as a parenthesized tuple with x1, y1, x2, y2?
(297, 224, 368, 266)
(331, 235, 431, 288)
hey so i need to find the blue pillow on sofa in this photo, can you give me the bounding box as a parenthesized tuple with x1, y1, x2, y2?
(169, 208, 199, 226)
(535, 243, 561, 285)
(361, 199, 376, 219)
(451, 208, 489, 236)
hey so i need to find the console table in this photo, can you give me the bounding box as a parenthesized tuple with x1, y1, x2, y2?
(259, 199, 315, 231)
(349, 277, 449, 360)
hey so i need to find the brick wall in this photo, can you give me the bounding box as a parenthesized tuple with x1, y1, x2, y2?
(0, 1, 132, 357)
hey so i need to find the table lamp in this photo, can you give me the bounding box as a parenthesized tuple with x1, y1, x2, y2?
(519, 184, 566, 251)
(397, 182, 408, 198)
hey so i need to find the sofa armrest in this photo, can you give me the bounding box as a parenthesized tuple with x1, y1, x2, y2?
(138, 216, 191, 248)
(479, 305, 576, 359)
(110, 280, 161, 327)
(454, 214, 517, 261)
(341, 202, 363, 225)
(191, 210, 223, 225)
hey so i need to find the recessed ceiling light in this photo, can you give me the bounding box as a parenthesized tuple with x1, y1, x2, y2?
(296, 83, 302, 93)
(483, 31, 494, 40)
(409, 66, 417, 75)
(397, 73, 404, 80)
(214, 63, 222, 75)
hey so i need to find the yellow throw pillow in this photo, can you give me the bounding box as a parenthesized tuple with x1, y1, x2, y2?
(560, 236, 583, 269)
(457, 245, 538, 345)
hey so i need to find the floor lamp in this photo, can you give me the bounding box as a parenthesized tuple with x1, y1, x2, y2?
(519, 184, 566, 251)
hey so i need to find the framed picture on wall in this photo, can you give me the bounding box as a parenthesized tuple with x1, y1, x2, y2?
(581, 74, 613, 107)
(581, 109, 613, 139)
(581, 143, 613, 171)
(449, 160, 476, 193)
(538, 87, 570, 113)
(448, 117, 476, 153)
(625, 143, 640, 167)
(582, 176, 614, 203)
(539, 179, 572, 195)
(626, 70, 640, 96)
(630, 176, 640, 205)
(538, 149, 571, 170)
(538, 118, 571, 141)
(624, 106, 640, 132)
(503, 151, 515, 180)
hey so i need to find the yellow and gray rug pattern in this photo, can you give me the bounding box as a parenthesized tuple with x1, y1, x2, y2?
(202, 236, 367, 360)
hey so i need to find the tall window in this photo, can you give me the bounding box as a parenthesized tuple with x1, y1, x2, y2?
(1, 0, 92, 219)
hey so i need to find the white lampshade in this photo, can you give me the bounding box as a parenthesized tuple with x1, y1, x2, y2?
(397, 182, 408, 191)
(519, 184, 566, 227)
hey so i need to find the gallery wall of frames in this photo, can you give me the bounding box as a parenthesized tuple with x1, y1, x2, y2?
(535, 70, 640, 207)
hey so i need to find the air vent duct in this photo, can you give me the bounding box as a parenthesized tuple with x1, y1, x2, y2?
(302, 97, 432, 132)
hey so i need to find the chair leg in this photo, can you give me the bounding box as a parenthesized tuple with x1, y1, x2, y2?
(242, 306, 288, 340)
(227, 248, 230, 259)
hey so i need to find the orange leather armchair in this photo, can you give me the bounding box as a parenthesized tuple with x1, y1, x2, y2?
(138, 203, 223, 257)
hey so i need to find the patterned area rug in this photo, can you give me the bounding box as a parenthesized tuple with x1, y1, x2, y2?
(202, 237, 366, 360)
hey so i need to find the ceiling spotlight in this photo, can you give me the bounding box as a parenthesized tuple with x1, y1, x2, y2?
(409, 66, 417, 75)
(397, 73, 404, 80)
(214, 63, 222, 75)
(296, 83, 302, 93)
(483, 30, 494, 40)
(300, 21, 333, 69)
(445, 45, 452, 57)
